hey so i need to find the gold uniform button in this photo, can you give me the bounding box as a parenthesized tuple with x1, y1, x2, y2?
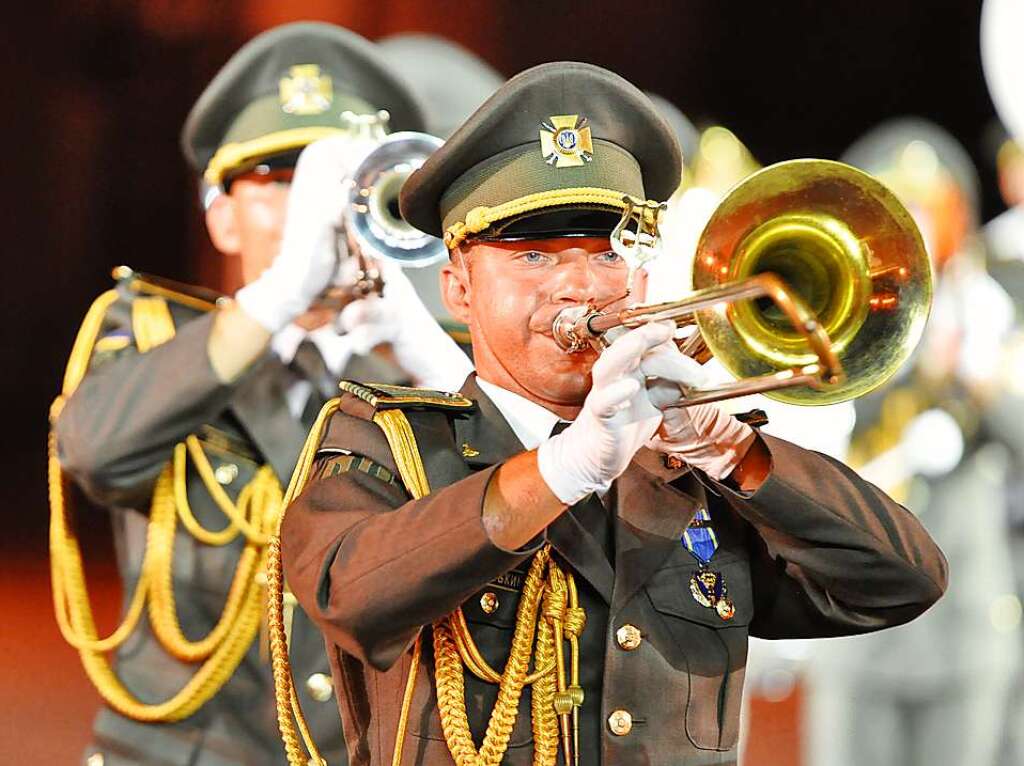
(306, 672, 334, 702)
(480, 591, 499, 614)
(214, 463, 239, 485)
(616, 624, 642, 651)
(608, 709, 633, 736)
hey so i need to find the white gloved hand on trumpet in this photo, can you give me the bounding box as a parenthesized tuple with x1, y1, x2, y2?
(338, 260, 474, 391)
(641, 339, 758, 480)
(538, 322, 673, 505)
(235, 135, 377, 333)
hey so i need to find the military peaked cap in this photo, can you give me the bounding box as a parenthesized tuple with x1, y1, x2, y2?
(182, 21, 425, 186)
(400, 61, 681, 247)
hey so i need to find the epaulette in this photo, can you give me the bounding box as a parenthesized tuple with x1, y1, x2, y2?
(113, 265, 225, 314)
(338, 380, 475, 413)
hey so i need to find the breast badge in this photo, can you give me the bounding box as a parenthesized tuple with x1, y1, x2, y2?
(682, 508, 735, 621)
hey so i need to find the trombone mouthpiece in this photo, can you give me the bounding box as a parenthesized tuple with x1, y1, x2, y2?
(552, 305, 595, 353)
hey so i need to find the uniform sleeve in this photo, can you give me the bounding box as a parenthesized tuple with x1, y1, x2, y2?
(712, 433, 948, 639)
(55, 304, 240, 508)
(280, 410, 539, 672)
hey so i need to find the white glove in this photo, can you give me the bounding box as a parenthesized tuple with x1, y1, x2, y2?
(642, 340, 756, 480)
(235, 135, 377, 333)
(537, 322, 672, 505)
(338, 295, 397, 355)
(338, 261, 474, 391)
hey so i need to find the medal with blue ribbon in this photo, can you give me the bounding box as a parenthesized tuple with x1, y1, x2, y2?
(682, 508, 735, 621)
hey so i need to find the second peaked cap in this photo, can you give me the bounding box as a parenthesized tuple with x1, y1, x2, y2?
(182, 21, 425, 185)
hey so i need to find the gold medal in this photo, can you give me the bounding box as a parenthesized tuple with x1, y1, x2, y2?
(690, 568, 736, 621)
(689, 569, 718, 609)
(716, 597, 735, 621)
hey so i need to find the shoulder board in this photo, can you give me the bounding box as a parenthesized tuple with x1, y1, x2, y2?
(113, 265, 224, 313)
(339, 380, 475, 412)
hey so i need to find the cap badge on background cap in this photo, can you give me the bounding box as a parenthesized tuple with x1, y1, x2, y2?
(279, 64, 333, 115)
(539, 115, 594, 167)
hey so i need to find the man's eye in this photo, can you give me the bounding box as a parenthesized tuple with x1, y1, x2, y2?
(596, 250, 624, 264)
(518, 251, 549, 264)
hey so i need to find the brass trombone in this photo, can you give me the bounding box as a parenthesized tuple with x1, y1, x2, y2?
(552, 159, 933, 406)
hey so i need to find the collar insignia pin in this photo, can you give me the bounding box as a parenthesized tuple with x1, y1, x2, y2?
(279, 64, 333, 115)
(461, 442, 480, 458)
(539, 114, 594, 168)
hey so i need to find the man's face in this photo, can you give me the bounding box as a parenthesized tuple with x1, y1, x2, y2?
(442, 236, 645, 410)
(206, 168, 294, 285)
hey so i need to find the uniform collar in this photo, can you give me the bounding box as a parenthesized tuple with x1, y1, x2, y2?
(454, 375, 526, 466)
(473, 377, 564, 451)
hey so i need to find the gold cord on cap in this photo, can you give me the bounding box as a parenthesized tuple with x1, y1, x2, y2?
(443, 186, 632, 249)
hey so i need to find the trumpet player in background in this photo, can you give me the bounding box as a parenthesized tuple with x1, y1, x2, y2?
(274, 61, 946, 766)
(804, 119, 1024, 766)
(51, 22, 471, 766)
(982, 2, 1024, 760)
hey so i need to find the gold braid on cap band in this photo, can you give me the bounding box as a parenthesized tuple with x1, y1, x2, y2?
(442, 187, 632, 249)
(203, 126, 346, 186)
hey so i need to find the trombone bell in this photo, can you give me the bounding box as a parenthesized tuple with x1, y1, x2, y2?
(552, 159, 932, 407)
(694, 159, 931, 405)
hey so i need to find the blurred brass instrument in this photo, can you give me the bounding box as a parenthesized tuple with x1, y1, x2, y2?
(552, 159, 933, 406)
(320, 125, 447, 308)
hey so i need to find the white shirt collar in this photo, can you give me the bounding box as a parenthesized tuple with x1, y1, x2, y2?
(270, 323, 355, 377)
(475, 376, 565, 451)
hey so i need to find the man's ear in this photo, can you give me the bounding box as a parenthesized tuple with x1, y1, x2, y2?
(440, 249, 472, 324)
(205, 193, 241, 256)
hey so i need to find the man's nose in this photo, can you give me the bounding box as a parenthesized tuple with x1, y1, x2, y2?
(549, 257, 598, 304)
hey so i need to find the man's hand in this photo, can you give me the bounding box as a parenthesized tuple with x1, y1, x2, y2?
(537, 322, 673, 505)
(235, 135, 377, 333)
(338, 261, 474, 390)
(641, 339, 757, 481)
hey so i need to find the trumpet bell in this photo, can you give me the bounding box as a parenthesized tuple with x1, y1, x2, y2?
(346, 131, 447, 267)
(693, 159, 932, 405)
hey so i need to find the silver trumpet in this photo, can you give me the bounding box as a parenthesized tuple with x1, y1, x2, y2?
(318, 120, 446, 310)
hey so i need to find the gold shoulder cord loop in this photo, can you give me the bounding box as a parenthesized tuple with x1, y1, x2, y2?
(50, 291, 285, 722)
(268, 398, 341, 766)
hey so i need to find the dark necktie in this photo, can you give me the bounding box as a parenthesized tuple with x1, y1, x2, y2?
(550, 421, 613, 562)
(290, 340, 332, 429)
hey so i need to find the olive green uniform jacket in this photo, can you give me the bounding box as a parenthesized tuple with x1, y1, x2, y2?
(281, 375, 948, 766)
(56, 284, 400, 766)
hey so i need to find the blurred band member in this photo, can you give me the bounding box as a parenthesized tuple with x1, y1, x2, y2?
(983, 4, 1024, 759)
(805, 118, 1023, 766)
(53, 22, 468, 766)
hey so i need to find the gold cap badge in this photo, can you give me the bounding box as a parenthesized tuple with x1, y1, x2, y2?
(539, 115, 594, 168)
(279, 64, 333, 115)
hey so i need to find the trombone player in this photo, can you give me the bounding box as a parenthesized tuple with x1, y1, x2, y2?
(52, 22, 469, 766)
(278, 61, 947, 765)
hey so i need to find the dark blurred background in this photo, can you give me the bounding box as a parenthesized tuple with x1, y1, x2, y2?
(2, 1, 1002, 762)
